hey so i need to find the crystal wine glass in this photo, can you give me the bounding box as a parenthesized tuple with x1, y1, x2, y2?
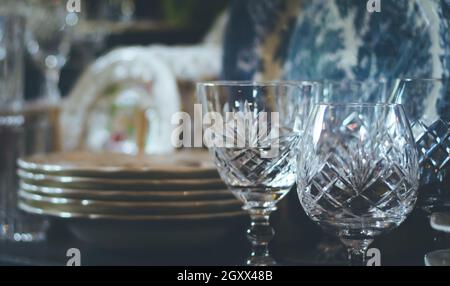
(0, 11, 49, 242)
(297, 103, 419, 266)
(391, 78, 450, 213)
(25, 0, 78, 102)
(197, 81, 320, 265)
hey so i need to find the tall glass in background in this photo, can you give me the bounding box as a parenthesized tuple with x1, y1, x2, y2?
(23, 1, 74, 157)
(0, 13, 48, 242)
(25, 0, 78, 103)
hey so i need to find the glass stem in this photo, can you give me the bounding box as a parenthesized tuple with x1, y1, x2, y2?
(340, 237, 373, 266)
(44, 67, 61, 103)
(246, 208, 276, 266)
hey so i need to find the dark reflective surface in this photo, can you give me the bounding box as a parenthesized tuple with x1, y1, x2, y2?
(0, 189, 442, 266)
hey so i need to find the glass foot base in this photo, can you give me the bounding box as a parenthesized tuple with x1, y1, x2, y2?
(246, 255, 277, 266)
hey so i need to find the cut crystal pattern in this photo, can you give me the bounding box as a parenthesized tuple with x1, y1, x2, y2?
(298, 106, 419, 237)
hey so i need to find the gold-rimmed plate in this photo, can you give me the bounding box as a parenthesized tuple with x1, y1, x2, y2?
(19, 191, 242, 215)
(19, 201, 246, 221)
(20, 182, 233, 201)
(22, 201, 247, 250)
(18, 169, 225, 190)
(19, 201, 248, 250)
(18, 150, 219, 179)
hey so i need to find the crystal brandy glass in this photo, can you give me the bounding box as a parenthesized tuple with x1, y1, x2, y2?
(312, 79, 389, 262)
(297, 103, 419, 266)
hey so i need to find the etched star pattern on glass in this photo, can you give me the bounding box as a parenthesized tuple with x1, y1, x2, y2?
(198, 81, 320, 265)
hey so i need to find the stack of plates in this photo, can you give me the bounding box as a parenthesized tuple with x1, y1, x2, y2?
(17, 151, 246, 249)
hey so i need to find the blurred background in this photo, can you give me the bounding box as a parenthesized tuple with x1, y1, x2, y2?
(26, 0, 227, 102)
(0, 0, 449, 266)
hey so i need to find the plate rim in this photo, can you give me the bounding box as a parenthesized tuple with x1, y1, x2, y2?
(18, 151, 218, 176)
(19, 202, 247, 221)
(20, 181, 232, 198)
(18, 169, 224, 186)
(19, 190, 241, 208)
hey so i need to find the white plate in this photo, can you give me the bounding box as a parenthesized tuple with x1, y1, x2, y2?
(18, 151, 218, 179)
